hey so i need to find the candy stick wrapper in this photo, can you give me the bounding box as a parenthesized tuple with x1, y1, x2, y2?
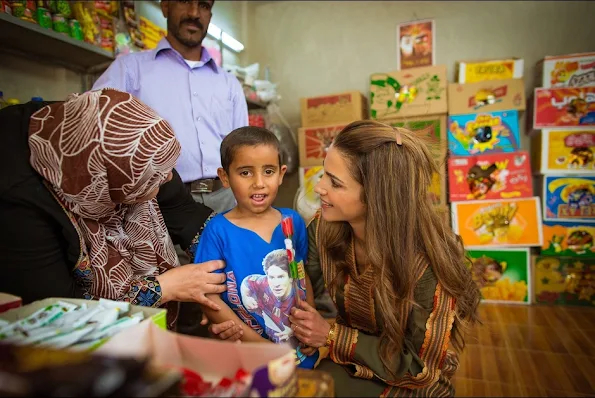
(281, 217, 301, 307)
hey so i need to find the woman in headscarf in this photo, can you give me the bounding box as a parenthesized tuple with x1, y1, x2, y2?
(0, 89, 228, 330)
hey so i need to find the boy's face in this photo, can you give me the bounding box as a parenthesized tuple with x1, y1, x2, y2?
(218, 144, 287, 214)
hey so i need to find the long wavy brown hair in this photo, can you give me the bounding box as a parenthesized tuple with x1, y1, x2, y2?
(318, 120, 480, 378)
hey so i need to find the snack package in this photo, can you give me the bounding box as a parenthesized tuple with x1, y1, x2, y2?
(0, 299, 150, 351)
(448, 151, 532, 201)
(98, 13, 115, 52)
(467, 248, 531, 304)
(10, 0, 36, 22)
(542, 175, 595, 223)
(72, 1, 101, 47)
(542, 220, 595, 257)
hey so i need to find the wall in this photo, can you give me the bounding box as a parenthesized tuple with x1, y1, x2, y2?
(247, 0, 595, 130)
(0, 54, 82, 103)
(246, 0, 595, 207)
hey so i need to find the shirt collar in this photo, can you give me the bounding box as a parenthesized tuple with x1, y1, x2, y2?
(154, 38, 219, 73)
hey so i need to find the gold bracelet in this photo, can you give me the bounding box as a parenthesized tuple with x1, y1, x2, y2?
(325, 322, 337, 347)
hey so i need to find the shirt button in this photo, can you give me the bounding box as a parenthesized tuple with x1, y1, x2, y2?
(196, 116, 201, 121)
(193, 92, 198, 97)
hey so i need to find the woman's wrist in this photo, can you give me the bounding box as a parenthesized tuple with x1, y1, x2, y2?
(156, 272, 173, 304)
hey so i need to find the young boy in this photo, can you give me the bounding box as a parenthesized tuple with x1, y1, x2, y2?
(194, 126, 319, 369)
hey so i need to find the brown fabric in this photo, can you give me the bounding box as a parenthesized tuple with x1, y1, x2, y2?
(28, 89, 182, 301)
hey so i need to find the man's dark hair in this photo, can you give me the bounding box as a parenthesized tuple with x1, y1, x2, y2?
(220, 126, 282, 173)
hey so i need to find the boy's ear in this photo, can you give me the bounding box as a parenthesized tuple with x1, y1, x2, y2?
(278, 164, 288, 185)
(217, 167, 230, 188)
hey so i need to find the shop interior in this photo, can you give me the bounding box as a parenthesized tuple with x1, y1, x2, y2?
(0, 0, 594, 397)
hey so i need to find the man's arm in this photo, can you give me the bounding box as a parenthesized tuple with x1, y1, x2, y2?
(92, 57, 136, 93)
(230, 76, 249, 129)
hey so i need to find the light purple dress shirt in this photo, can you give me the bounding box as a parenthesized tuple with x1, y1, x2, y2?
(92, 38, 249, 182)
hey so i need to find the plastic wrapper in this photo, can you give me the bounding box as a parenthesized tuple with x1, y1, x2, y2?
(72, 1, 101, 46)
(10, 0, 36, 22)
(0, 299, 145, 351)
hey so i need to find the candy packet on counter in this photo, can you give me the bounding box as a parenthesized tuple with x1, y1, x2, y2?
(0, 301, 78, 338)
(0, 299, 147, 351)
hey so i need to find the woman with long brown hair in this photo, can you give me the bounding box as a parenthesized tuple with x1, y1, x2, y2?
(288, 120, 481, 396)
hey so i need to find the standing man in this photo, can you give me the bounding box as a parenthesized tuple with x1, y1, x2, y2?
(93, 0, 248, 213)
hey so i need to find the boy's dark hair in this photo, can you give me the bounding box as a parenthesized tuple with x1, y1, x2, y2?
(220, 126, 282, 173)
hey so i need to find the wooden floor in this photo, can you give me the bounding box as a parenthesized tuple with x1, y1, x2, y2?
(452, 303, 595, 397)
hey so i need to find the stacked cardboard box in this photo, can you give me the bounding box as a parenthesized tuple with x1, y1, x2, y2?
(295, 91, 368, 220)
(368, 65, 449, 208)
(529, 52, 595, 307)
(447, 58, 539, 305)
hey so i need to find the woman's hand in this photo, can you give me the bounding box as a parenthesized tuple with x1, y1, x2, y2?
(156, 260, 227, 310)
(289, 300, 331, 348)
(201, 313, 243, 342)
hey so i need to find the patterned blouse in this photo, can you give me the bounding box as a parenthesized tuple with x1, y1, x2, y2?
(306, 212, 459, 397)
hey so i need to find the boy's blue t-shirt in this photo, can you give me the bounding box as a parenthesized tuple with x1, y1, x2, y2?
(194, 208, 319, 369)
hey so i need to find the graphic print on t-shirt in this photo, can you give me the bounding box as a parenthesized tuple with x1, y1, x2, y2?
(240, 249, 306, 346)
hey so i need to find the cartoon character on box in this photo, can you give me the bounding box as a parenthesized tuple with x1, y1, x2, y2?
(544, 176, 595, 221)
(542, 221, 595, 256)
(450, 152, 532, 201)
(534, 256, 595, 307)
(472, 202, 519, 242)
(467, 249, 530, 303)
(448, 111, 520, 155)
(534, 87, 595, 129)
(474, 89, 499, 109)
(470, 255, 506, 287)
(465, 163, 500, 199)
(569, 146, 594, 168)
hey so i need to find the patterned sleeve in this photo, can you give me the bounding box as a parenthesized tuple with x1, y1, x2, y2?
(79, 274, 164, 308)
(328, 269, 458, 389)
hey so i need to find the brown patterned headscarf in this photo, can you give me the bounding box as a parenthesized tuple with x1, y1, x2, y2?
(28, 89, 182, 300)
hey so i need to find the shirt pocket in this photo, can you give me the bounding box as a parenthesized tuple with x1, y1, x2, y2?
(210, 94, 234, 136)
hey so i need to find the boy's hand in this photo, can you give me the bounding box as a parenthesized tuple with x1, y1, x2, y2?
(300, 346, 318, 356)
(201, 313, 243, 342)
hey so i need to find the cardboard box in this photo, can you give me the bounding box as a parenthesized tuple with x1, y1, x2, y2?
(448, 78, 526, 115)
(448, 151, 532, 202)
(384, 115, 447, 205)
(542, 175, 595, 222)
(542, 220, 595, 257)
(533, 86, 595, 129)
(448, 110, 521, 156)
(531, 129, 595, 174)
(298, 166, 323, 188)
(300, 91, 367, 128)
(467, 248, 531, 304)
(369, 65, 448, 120)
(456, 58, 524, 83)
(535, 52, 595, 88)
(0, 298, 167, 351)
(0, 293, 22, 314)
(451, 197, 542, 248)
(298, 124, 347, 167)
(533, 255, 594, 307)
